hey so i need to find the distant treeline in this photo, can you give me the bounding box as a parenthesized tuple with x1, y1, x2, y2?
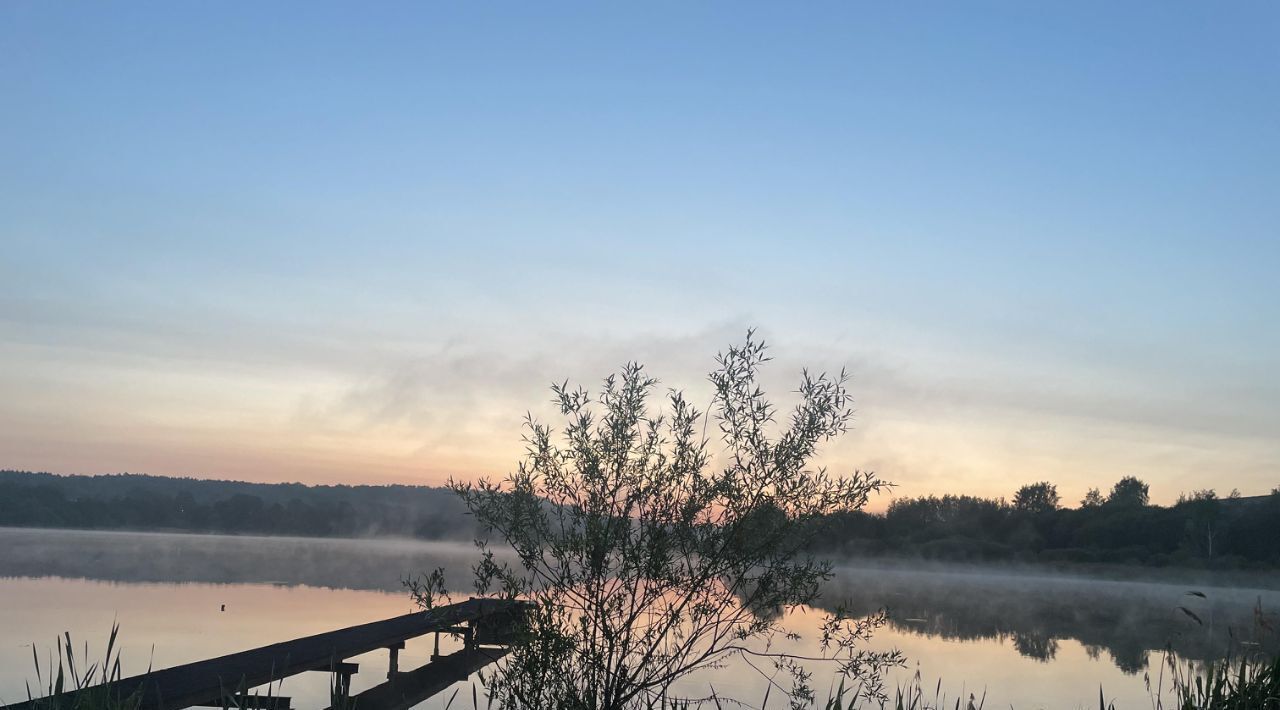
(0, 470, 476, 540)
(4, 470, 1279, 569)
(812, 478, 1280, 569)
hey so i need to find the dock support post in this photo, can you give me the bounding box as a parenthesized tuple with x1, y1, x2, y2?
(332, 662, 359, 701)
(387, 641, 405, 679)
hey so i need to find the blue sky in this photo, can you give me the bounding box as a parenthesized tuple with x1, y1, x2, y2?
(2, 2, 1276, 503)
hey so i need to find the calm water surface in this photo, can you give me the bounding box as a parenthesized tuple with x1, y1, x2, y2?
(2, 528, 1276, 709)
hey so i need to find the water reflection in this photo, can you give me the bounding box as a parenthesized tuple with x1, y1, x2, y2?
(820, 564, 1280, 673)
(3, 527, 1277, 679)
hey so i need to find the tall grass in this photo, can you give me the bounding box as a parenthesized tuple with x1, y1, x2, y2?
(21, 623, 143, 710)
(812, 655, 1279, 710)
(17, 628, 1277, 710)
(20, 626, 292, 710)
(322, 656, 1280, 710)
(1153, 653, 1280, 710)
(815, 673, 985, 710)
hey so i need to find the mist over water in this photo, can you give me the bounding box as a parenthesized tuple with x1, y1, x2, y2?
(822, 561, 1280, 672)
(2, 528, 1277, 709)
(0, 527, 482, 592)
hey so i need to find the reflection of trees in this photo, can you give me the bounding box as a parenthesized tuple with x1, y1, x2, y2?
(817, 566, 1280, 674)
(1012, 632, 1058, 662)
(5, 530, 1278, 677)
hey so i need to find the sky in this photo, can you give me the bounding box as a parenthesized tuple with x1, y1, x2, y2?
(1, 2, 1277, 507)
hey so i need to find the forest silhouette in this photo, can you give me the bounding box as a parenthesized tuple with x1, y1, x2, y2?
(2, 470, 1278, 569)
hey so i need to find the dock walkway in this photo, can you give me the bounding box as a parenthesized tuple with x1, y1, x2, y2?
(6, 598, 527, 710)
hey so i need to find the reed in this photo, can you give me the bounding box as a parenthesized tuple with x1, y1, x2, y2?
(814, 673, 985, 710)
(17, 628, 1277, 709)
(1154, 653, 1280, 710)
(22, 623, 142, 710)
(20, 627, 291, 710)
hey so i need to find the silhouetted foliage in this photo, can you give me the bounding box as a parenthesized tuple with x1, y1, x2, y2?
(1107, 476, 1151, 508)
(1081, 487, 1105, 508)
(428, 334, 902, 710)
(0, 470, 475, 540)
(812, 481, 1280, 569)
(3, 469, 1277, 570)
(1013, 482, 1060, 514)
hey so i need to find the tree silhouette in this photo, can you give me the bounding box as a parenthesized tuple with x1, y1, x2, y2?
(1107, 476, 1150, 507)
(438, 334, 901, 710)
(1013, 482, 1060, 514)
(1080, 488, 1105, 507)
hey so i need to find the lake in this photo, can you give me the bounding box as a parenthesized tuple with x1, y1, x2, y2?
(2, 528, 1276, 709)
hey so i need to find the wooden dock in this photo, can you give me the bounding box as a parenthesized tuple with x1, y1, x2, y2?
(6, 598, 528, 710)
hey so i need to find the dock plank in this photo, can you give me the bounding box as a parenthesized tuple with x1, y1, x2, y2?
(6, 599, 522, 710)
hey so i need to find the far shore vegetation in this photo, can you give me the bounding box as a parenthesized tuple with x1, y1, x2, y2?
(2, 470, 1278, 571)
